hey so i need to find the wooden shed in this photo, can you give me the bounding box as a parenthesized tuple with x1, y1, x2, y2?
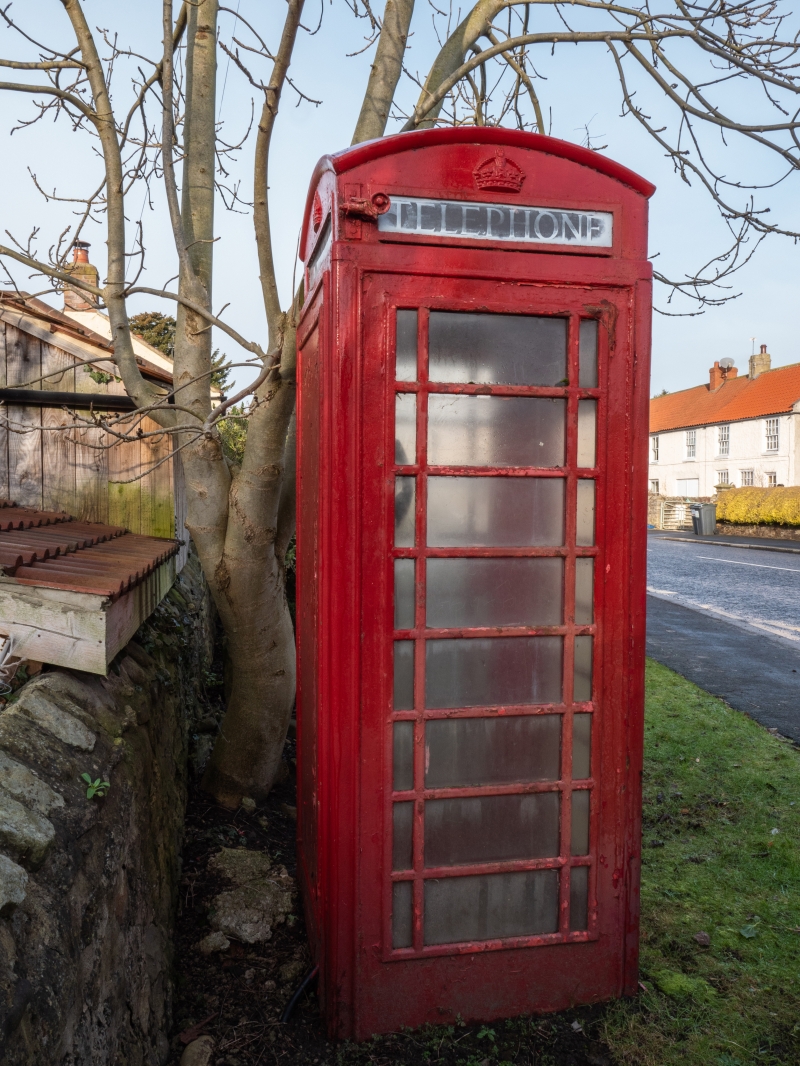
(0, 254, 201, 674)
(0, 286, 187, 568)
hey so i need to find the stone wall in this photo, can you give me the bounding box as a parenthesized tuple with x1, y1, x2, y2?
(0, 551, 213, 1065)
(716, 522, 800, 541)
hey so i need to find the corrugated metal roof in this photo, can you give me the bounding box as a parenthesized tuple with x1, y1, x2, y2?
(0, 501, 178, 600)
(650, 363, 800, 433)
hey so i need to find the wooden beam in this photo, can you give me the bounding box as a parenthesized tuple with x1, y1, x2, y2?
(0, 557, 177, 675)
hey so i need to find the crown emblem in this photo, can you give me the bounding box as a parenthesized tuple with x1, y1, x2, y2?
(473, 149, 525, 193)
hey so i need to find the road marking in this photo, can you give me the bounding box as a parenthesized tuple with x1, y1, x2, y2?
(693, 555, 800, 574)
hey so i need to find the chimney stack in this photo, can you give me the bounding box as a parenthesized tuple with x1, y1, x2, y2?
(709, 361, 723, 390)
(709, 359, 738, 390)
(64, 241, 99, 311)
(749, 343, 771, 380)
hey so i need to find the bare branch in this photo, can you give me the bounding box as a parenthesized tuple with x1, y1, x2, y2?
(254, 0, 306, 352)
(0, 79, 95, 118)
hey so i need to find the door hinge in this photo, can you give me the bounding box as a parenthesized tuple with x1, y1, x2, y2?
(339, 192, 391, 222)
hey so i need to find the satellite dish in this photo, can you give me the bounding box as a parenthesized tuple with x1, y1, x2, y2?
(719, 357, 735, 369)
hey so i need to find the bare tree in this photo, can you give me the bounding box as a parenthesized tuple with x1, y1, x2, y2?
(2, 0, 800, 806)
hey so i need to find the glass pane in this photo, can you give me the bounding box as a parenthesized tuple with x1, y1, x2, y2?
(393, 802, 414, 870)
(393, 721, 414, 790)
(579, 320, 598, 388)
(396, 310, 417, 381)
(427, 476, 564, 547)
(426, 557, 563, 628)
(392, 880, 413, 948)
(428, 396, 565, 468)
(395, 477, 415, 546)
(577, 400, 597, 469)
(395, 393, 416, 465)
(394, 559, 415, 629)
(426, 637, 563, 708)
(394, 641, 414, 709)
(574, 558, 594, 624)
(425, 792, 560, 866)
(576, 481, 595, 547)
(574, 635, 593, 702)
(429, 312, 567, 386)
(425, 715, 561, 788)
(572, 714, 592, 780)
(424, 869, 559, 945)
(571, 790, 590, 855)
(569, 866, 589, 931)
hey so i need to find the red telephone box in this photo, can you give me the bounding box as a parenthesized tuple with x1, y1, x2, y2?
(296, 127, 654, 1040)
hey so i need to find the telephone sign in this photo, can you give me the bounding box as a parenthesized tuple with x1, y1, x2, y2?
(296, 127, 654, 1039)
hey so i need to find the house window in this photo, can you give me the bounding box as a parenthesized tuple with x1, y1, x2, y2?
(766, 472, 777, 487)
(765, 417, 779, 452)
(676, 479, 699, 497)
(650, 480, 660, 494)
(741, 470, 754, 487)
(651, 435, 659, 461)
(717, 470, 729, 485)
(685, 429, 696, 459)
(718, 424, 729, 456)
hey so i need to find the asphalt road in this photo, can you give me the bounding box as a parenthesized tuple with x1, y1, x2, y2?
(646, 532, 800, 741)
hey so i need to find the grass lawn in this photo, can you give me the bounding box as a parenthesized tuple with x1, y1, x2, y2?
(601, 659, 800, 1066)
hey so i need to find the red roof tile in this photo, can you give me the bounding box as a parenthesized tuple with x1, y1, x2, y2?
(0, 502, 178, 599)
(650, 363, 800, 433)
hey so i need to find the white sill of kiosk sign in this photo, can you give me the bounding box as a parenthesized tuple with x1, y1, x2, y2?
(378, 196, 613, 247)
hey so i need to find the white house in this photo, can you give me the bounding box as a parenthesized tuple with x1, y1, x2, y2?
(649, 346, 800, 497)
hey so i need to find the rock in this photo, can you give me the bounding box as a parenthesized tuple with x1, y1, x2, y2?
(195, 931, 230, 955)
(210, 878, 294, 944)
(207, 848, 294, 945)
(13, 690, 96, 751)
(0, 853, 28, 915)
(180, 1035, 215, 1066)
(240, 797, 256, 813)
(0, 751, 65, 815)
(208, 847, 271, 883)
(0, 790, 55, 866)
(190, 734, 214, 776)
(280, 802, 297, 821)
(279, 960, 305, 985)
(119, 655, 149, 687)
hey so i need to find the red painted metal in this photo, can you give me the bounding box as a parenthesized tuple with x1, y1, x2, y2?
(296, 128, 652, 1040)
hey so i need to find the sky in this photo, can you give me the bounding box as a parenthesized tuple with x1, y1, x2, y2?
(2, 1, 800, 398)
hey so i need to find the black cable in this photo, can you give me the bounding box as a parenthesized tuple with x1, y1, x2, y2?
(279, 964, 319, 1024)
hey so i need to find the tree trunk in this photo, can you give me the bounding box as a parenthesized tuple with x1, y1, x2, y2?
(199, 314, 299, 807)
(201, 547, 296, 807)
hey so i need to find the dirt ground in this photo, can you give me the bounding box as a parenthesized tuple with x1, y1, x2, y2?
(167, 737, 618, 1066)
